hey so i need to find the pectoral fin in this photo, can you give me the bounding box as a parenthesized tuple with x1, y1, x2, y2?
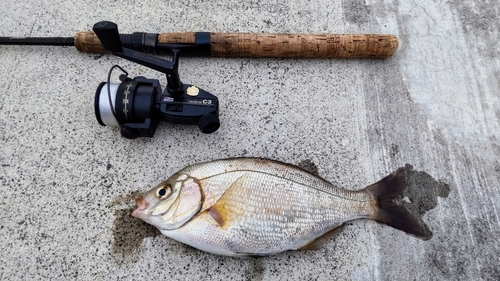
(208, 207, 225, 226)
(208, 174, 249, 228)
(299, 224, 345, 250)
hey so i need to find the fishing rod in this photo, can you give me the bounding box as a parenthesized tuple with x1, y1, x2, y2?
(0, 21, 399, 139)
(0, 24, 398, 58)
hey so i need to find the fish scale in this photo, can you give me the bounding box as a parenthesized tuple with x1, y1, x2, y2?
(188, 158, 365, 201)
(169, 159, 370, 255)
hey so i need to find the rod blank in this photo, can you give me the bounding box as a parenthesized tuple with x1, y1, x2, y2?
(0, 36, 74, 46)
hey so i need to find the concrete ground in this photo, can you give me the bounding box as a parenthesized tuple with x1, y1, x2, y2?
(1, 0, 499, 280)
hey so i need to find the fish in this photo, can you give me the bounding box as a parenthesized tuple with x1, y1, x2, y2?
(132, 158, 431, 256)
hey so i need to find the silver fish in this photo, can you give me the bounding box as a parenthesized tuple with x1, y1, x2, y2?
(132, 158, 430, 256)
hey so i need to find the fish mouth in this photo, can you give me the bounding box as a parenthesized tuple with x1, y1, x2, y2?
(131, 196, 149, 219)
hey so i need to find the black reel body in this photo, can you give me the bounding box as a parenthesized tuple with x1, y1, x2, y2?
(93, 21, 220, 139)
(158, 84, 219, 133)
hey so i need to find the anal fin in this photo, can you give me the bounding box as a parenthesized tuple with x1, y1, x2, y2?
(299, 224, 344, 250)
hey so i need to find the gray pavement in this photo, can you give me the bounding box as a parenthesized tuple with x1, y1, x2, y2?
(1, 0, 499, 280)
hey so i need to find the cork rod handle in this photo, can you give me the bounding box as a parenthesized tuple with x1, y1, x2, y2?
(75, 31, 399, 58)
(74, 32, 107, 53)
(208, 33, 398, 58)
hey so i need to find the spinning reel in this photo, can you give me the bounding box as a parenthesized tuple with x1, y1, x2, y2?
(93, 21, 219, 139)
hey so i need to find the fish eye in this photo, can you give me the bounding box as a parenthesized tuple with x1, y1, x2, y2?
(156, 185, 171, 199)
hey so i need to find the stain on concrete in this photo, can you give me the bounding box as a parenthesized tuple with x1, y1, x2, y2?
(401, 164, 450, 221)
(111, 192, 161, 265)
(297, 159, 319, 176)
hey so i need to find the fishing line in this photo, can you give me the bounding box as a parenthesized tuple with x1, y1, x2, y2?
(106, 64, 128, 124)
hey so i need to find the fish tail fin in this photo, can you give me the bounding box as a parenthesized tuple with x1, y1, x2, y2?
(365, 165, 432, 239)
